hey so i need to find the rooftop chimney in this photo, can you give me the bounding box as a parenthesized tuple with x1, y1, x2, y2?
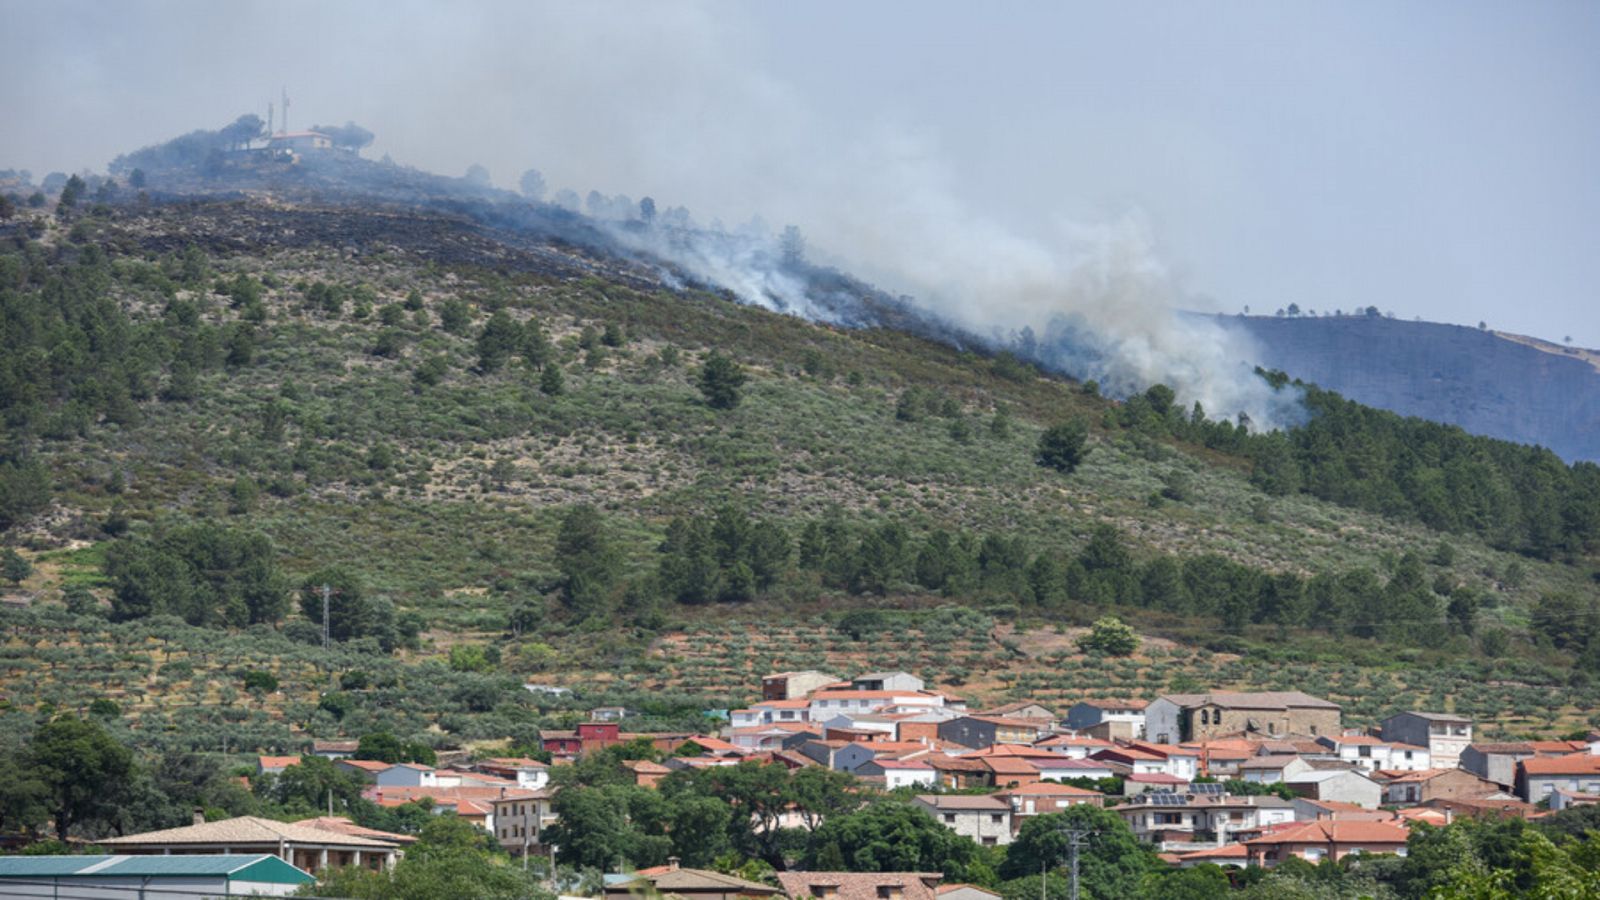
(193, 808, 205, 826)
(667, 856, 680, 871)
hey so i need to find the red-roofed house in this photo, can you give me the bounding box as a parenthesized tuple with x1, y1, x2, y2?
(996, 783, 1103, 832)
(1089, 746, 1168, 775)
(923, 754, 992, 790)
(1244, 820, 1409, 867)
(473, 758, 550, 790)
(1517, 754, 1600, 804)
(982, 756, 1040, 789)
(623, 760, 672, 788)
(1375, 768, 1508, 806)
(1121, 741, 1201, 781)
(336, 759, 391, 781)
(680, 735, 748, 757)
(257, 756, 301, 776)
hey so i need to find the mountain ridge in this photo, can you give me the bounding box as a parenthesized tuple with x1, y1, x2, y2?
(1227, 314, 1600, 463)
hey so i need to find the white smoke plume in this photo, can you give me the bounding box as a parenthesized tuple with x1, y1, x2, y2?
(2, 0, 1304, 426)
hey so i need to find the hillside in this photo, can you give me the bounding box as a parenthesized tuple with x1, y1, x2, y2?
(1, 167, 1598, 767)
(1229, 314, 1600, 463)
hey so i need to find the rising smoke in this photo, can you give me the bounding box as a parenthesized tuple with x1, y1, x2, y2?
(3, 0, 1303, 427)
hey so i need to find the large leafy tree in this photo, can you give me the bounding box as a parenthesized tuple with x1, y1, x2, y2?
(29, 715, 134, 840)
(1000, 807, 1156, 898)
(546, 784, 653, 870)
(258, 755, 364, 814)
(805, 800, 975, 877)
(789, 765, 857, 832)
(0, 756, 50, 836)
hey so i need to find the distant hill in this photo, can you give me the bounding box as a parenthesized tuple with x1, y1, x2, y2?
(1227, 315, 1600, 463)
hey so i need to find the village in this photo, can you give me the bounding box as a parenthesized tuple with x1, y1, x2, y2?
(24, 667, 1596, 896)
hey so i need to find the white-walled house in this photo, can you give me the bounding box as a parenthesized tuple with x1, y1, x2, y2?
(375, 764, 438, 788)
(1315, 735, 1432, 773)
(1286, 769, 1383, 809)
(1114, 794, 1295, 849)
(859, 758, 938, 789)
(1123, 742, 1200, 781)
(731, 699, 813, 728)
(1090, 747, 1169, 776)
(807, 689, 946, 720)
(1237, 756, 1314, 785)
(820, 713, 899, 738)
(472, 758, 550, 790)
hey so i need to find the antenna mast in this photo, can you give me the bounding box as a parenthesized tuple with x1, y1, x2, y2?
(267, 100, 275, 136)
(281, 86, 291, 134)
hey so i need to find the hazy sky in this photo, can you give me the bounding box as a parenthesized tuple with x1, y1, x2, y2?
(3, 0, 1596, 346)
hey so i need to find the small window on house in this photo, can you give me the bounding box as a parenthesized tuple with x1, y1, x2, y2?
(944, 813, 955, 823)
(814, 886, 838, 898)
(877, 886, 903, 900)
(991, 814, 1004, 823)
(1200, 709, 1209, 725)
(982, 836, 997, 846)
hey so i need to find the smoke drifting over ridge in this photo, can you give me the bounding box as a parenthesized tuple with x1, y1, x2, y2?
(5, 1, 1299, 425)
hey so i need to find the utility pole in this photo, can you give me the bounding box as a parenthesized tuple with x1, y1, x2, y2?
(1065, 828, 1092, 900)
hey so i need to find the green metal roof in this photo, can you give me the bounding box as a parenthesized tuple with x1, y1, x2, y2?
(0, 854, 314, 885)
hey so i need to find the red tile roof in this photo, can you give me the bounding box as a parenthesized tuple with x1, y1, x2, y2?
(1175, 843, 1248, 861)
(338, 759, 391, 772)
(998, 783, 1102, 797)
(983, 757, 1041, 776)
(1521, 754, 1600, 776)
(1245, 820, 1409, 846)
(776, 872, 942, 900)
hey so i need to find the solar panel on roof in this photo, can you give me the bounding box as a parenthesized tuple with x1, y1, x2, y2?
(1191, 783, 1225, 794)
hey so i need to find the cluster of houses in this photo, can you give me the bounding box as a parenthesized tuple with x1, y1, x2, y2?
(38, 670, 1599, 893)
(705, 672, 1600, 868)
